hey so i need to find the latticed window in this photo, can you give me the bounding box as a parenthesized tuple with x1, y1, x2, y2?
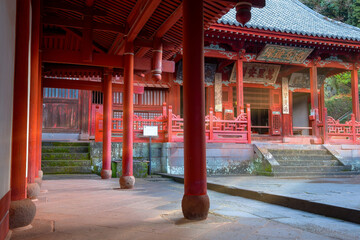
(44, 88, 78, 99)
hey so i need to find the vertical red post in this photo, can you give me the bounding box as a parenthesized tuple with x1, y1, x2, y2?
(310, 66, 320, 142)
(10, 0, 36, 229)
(209, 107, 214, 141)
(152, 38, 163, 81)
(27, 0, 41, 199)
(167, 106, 173, 142)
(323, 108, 328, 144)
(351, 114, 356, 144)
(351, 68, 359, 121)
(101, 70, 113, 179)
(320, 84, 325, 122)
(120, 42, 135, 189)
(182, 0, 209, 220)
(162, 102, 167, 117)
(246, 104, 252, 143)
(236, 59, 244, 116)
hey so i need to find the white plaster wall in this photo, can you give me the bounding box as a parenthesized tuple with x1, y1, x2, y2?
(0, 0, 17, 199)
(292, 92, 310, 135)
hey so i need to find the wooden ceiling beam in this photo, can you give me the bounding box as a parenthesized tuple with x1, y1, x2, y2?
(114, 0, 162, 55)
(44, 1, 107, 16)
(136, 3, 183, 57)
(43, 16, 125, 34)
(42, 49, 175, 73)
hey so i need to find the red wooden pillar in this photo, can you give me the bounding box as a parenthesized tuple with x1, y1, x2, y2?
(101, 70, 113, 179)
(282, 78, 291, 137)
(120, 42, 135, 189)
(10, 0, 36, 229)
(236, 59, 244, 116)
(351, 67, 359, 121)
(27, 0, 41, 199)
(309, 65, 320, 141)
(320, 84, 325, 122)
(182, 0, 209, 220)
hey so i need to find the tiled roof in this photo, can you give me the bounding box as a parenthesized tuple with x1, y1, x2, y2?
(217, 0, 360, 42)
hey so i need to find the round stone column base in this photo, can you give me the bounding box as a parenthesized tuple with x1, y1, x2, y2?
(35, 177, 42, 188)
(182, 194, 210, 220)
(27, 183, 40, 199)
(9, 199, 36, 229)
(101, 169, 112, 179)
(38, 170, 43, 179)
(119, 176, 135, 189)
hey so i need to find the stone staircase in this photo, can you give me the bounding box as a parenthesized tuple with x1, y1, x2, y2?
(42, 142, 92, 174)
(268, 148, 353, 177)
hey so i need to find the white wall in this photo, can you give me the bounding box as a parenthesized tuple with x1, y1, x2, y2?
(292, 92, 310, 135)
(0, 0, 17, 199)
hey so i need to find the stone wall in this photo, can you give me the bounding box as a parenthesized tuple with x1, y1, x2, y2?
(326, 145, 360, 170)
(90, 142, 255, 176)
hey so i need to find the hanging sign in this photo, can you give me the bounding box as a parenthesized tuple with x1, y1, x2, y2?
(282, 78, 290, 114)
(257, 44, 313, 64)
(230, 63, 281, 85)
(214, 73, 222, 112)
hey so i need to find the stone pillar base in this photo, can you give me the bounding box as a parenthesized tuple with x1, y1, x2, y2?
(38, 170, 43, 179)
(27, 183, 40, 199)
(182, 194, 210, 220)
(9, 199, 36, 229)
(35, 177, 42, 188)
(101, 169, 112, 179)
(119, 176, 135, 189)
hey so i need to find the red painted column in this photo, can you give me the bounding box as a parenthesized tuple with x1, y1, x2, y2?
(101, 70, 113, 179)
(10, 0, 36, 229)
(236, 59, 244, 116)
(351, 67, 359, 121)
(182, 0, 209, 220)
(120, 42, 135, 189)
(309, 65, 320, 142)
(27, 0, 41, 199)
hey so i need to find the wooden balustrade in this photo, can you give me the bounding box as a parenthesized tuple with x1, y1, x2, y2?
(95, 104, 252, 144)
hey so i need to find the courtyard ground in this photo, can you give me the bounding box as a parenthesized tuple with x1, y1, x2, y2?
(10, 174, 360, 240)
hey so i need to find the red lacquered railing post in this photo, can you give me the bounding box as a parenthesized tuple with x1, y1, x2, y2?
(162, 102, 167, 117)
(323, 108, 328, 144)
(351, 114, 356, 144)
(246, 104, 251, 143)
(168, 105, 173, 142)
(209, 107, 214, 141)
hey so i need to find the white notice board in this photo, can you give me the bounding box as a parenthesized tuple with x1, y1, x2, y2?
(143, 126, 158, 137)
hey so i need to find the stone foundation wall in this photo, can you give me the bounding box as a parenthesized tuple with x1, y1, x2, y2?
(90, 142, 255, 176)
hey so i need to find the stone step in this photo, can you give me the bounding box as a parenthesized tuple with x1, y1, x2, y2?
(42, 142, 90, 147)
(42, 153, 90, 160)
(42, 146, 89, 153)
(273, 166, 351, 173)
(269, 149, 329, 155)
(271, 155, 335, 161)
(276, 159, 341, 167)
(273, 171, 360, 177)
(42, 166, 92, 174)
(42, 160, 91, 167)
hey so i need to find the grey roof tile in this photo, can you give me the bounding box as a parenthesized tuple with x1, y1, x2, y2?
(217, 0, 360, 42)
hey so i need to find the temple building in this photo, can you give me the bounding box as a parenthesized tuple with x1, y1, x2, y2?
(0, 0, 360, 238)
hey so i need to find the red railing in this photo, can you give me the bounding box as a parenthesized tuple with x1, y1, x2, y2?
(323, 108, 360, 144)
(95, 104, 252, 144)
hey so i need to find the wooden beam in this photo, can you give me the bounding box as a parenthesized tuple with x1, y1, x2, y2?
(43, 78, 145, 94)
(134, 38, 175, 50)
(44, 0, 107, 16)
(42, 49, 175, 72)
(43, 16, 125, 34)
(115, 0, 162, 55)
(278, 66, 304, 78)
(136, 3, 183, 57)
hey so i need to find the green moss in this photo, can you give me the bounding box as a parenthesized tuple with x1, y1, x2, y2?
(246, 157, 273, 176)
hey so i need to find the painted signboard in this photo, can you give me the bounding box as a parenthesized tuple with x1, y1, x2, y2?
(215, 73, 222, 112)
(257, 44, 313, 64)
(230, 62, 281, 85)
(282, 78, 289, 114)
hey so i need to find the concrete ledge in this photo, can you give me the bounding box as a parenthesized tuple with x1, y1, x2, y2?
(159, 173, 360, 225)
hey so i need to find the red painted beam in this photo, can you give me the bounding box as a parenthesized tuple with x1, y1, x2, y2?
(115, 0, 162, 55)
(43, 78, 145, 94)
(44, 0, 107, 16)
(136, 3, 183, 57)
(43, 16, 125, 34)
(42, 50, 175, 72)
